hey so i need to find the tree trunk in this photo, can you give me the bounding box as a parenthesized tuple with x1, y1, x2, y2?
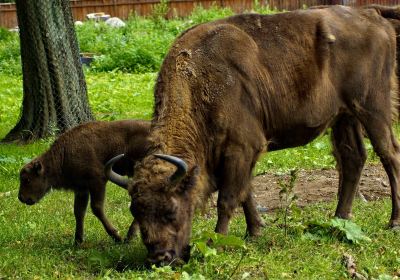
(2, 0, 94, 143)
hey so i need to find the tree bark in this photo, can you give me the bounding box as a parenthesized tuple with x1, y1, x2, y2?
(2, 0, 94, 143)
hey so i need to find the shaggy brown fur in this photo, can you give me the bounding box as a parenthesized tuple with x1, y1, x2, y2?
(18, 120, 150, 244)
(119, 6, 399, 265)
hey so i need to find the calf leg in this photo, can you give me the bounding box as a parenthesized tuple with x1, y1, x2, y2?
(360, 116, 400, 227)
(74, 191, 89, 244)
(89, 185, 122, 242)
(125, 219, 139, 242)
(332, 116, 367, 219)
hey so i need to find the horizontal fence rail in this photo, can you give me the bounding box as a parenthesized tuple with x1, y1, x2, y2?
(0, 0, 399, 28)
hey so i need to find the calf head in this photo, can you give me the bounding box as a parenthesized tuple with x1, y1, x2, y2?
(130, 154, 198, 266)
(18, 160, 50, 205)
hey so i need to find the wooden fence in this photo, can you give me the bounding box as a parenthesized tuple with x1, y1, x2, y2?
(0, 0, 399, 29)
(0, 3, 15, 28)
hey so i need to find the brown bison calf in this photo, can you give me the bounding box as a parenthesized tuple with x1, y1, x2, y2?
(18, 120, 150, 244)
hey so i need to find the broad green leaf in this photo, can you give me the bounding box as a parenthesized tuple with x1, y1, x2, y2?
(194, 241, 217, 258)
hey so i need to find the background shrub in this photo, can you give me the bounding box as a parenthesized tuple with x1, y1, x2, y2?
(0, 28, 21, 75)
(0, 4, 280, 76)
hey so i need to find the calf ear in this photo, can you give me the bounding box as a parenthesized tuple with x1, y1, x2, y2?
(176, 165, 199, 193)
(32, 161, 44, 175)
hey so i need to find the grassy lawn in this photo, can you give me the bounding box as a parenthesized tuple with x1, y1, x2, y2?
(1, 72, 399, 279)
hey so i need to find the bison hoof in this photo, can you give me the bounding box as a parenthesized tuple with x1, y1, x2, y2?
(74, 237, 83, 246)
(247, 229, 262, 238)
(388, 220, 400, 230)
(246, 226, 264, 238)
(334, 213, 353, 220)
(124, 236, 134, 243)
(110, 232, 123, 243)
(247, 219, 266, 237)
(74, 239, 84, 246)
(113, 236, 123, 243)
(390, 226, 400, 231)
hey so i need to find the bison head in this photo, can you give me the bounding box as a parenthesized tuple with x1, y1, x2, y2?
(105, 153, 199, 266)
(131, 154, 199, 266)
(18, 160, 50, 205)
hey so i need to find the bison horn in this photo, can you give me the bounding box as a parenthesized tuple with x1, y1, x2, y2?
(105, 154, 131, 189)
(154, 154, 188, 183)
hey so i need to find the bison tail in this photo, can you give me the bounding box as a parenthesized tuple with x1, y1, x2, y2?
(391, 70, 400, 122)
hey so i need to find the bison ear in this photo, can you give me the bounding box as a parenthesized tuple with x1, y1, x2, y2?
(176, 165, 199, 193)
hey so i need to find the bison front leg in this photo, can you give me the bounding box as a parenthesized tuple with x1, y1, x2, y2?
(332, 116, 367, 219)
(89, 184, 123, 242)
(215, 148, 263, 236)
(74, 191, 89, 244)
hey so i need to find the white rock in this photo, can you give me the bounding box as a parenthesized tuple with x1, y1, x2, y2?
(74, 21, 83, 26)
(86, 12, 110, 22)
(105, 17, 126, 28)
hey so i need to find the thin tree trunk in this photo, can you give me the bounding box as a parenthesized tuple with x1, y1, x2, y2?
(2, 0, 94, 143)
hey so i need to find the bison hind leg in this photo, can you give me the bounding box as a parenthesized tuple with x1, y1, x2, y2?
(332, 115, 367, 220)
(242, 192, 265, 237)
(359, 113, 400, 228)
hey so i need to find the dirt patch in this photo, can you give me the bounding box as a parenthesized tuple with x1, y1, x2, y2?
(252, 164, 390, 211)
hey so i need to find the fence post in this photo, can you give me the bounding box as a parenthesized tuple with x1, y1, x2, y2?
(113, 0, 117, 16)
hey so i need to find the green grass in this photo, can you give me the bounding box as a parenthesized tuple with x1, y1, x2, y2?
(85, 71, 156, 121)
(1, 188, 399, 279)
(1, 71, 400, 279)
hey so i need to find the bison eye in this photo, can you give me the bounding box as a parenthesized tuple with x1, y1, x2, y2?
(21, 178, 30, 184)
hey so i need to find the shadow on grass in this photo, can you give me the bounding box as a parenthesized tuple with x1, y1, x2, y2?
(8, 233, 150, 275)
(73, 238, 150, 273)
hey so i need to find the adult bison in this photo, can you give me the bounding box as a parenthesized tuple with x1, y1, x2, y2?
(108, 6, 399, 265)
(18, 120, 150, 244)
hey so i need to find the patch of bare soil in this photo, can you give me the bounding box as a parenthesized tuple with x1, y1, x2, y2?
(252, 164, 390, 211)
